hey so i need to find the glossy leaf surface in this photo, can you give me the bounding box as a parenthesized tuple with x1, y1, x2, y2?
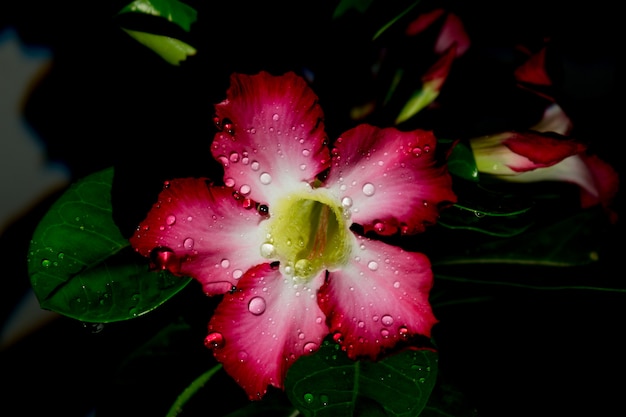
(118, 0, 198, 31)
(27, 167, 191, 323)
(286, 339, 438, 417)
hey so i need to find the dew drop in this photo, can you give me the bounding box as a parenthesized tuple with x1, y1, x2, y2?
(304, 393, 314, 404)
(204, 332, 224, 349)
(248, 296, 267, 315)
(399, 326, 409, 338)
(166, 215, 176, 225)
(362, 182, 375, 196)
(302, 149, 310, 157)
(320, 394, 329, 406)
(183, 238, 194, 250)
(239, 184, 251, 195)
(251, 161, 260, 171)
(294, 259, 313, 277)
(259, 172, 272, 185)
(260, 242, 275, 258)
(150, 247, 178, 271)
(238, 351, 248, 362)
(220, 259, 230, 268)
(367, 261, 379, 271)
(229, 151, 240, 162)
(303, 342, 319, 353)
(272, 113, 280, 121)
(233, 269, 243, 279)
(411, 147, 422, 156)
(393, 281, 400, 289)
(224, 177, 235, 187)
(380, 328, 390, 338)
(381, 315, 394, 326)
(341, 196, 353, 208)
(41, 259, 51, 267)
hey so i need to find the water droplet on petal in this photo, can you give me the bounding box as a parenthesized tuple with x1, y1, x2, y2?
(303, 342, 319, 353)
(320, 394, 329, 406)
(272, 113, 280, 121)
(233, 269, 243, 279)
(381, 315, 394, 326)
(220, 259, 230, 268)
(41, 259, 51, 267)
(367, 261, 379, 271)
(341, 196, 353, 208)
(302, 149, 310, 157)
(229, 151, 240, 162)
(304, 393, 314, 404)
(239, 184, 251, 195)
(166, 215, 176, 225)
(259, 172, 272, 184)
(248, 296, 266, 315)
(260, 242, 275, 258)
(251, 161, 260, 171)
(238, 351, 248, 362)
(183, 238, 194, 250)
(204, 332, 224, 349)
(362, 183, 375, 196)
(224, 177, 235, 187)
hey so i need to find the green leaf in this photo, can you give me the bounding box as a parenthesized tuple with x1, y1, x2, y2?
(118, 0, 198, 32)
(333, 0, 375, 18)
(395, 86, 440, 125)
(372, 0, 422, 40)
(286, 339, 438, 417)
(27, 167, 191, 323)
(122, 29, 197, 66)
(446, 141, 479, 182)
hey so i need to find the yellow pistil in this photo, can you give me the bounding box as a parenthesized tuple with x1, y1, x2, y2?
(261, 188, 352, 283)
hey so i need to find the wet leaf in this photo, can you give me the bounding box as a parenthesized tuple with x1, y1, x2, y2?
(446, 141, 479, 182)
(118, 0, 198, 31)
(286, 339, 438, 417)
(121, 29, 197, 66)
(27, 167, 191, 323)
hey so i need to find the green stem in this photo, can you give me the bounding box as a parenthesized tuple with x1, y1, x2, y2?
(165, 364, 223, 417)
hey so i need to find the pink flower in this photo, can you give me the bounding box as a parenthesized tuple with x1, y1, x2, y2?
(130, 71, 457, 399)
(469, 131, 619, 222)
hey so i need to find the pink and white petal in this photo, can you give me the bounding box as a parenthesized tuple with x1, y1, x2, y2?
(531, 103, 573, 136)
(435, 13, 470, 57)
(206, 263, 328, 400)
(579, 154, 619, 222)
(211, 71, 331, 205)
(325, 124, 456, 235)
(129, 178, 267, 295)
(504, 131, 586, 169)
(318, 234, 437, 360)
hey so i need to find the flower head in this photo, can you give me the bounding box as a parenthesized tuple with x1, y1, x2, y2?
(130, 71, 457, 399)
(470, 130, 619, 222)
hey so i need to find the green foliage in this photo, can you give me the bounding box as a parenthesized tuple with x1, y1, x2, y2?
(286, 339, 438, 417)
(121, 29, 197, 66)
(118, 0, 198, 31)
(27, 167, 191, 323)
(117, 0, 198, 65)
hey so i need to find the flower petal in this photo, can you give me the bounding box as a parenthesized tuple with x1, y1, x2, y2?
(318, 234, 437, 360)
(129, 178, 266, 295)
(325, 124, 456, 235)
(206, 263, 327, 400)
(211, 71, 331, 205)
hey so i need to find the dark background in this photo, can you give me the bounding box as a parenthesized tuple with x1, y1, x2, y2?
(1, 1, 623, 416)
